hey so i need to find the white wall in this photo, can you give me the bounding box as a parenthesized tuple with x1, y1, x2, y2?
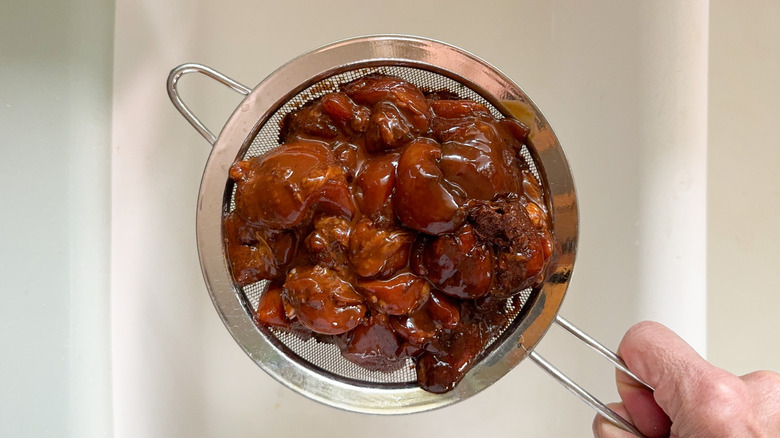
(0, 0, 113, 437)
(708, 0, 780, 374)
(111, 1, 707, 437)
(9, 0, 777, 437)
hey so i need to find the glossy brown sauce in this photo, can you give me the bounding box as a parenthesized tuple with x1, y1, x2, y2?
(225, 73, 552, 393)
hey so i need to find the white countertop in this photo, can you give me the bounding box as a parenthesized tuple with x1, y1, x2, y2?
(4, 0, 779, 437)
(110, 1, 707, 437)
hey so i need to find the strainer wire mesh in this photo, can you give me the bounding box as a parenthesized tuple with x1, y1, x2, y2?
(228, 65, 543, 386)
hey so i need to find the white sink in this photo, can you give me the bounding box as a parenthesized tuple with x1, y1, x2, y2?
(109, 2, 707, 437)
(17, 0, 773, 437)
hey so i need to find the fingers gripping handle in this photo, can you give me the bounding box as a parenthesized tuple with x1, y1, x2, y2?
(167, 63, 251, 145)
(527, 316, 654, 437)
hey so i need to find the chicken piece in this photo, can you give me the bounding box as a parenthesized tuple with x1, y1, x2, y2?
(414, 224, 493, 299)
(320, 92, 372, 133)
(356, 272, 430, 316)
(255, 282, 290, 328)
(520, 170, 550, 231)
(428, 99, 490, 119)
(391, 290, 460, 347)
(434, 115, 523, 200)
(305, 216, 352, 271)
(353, 154, 398, 227)
(255, 282, 317, 341)
(279, 92, 370, 144)
(498, 118, 530, 144)
(224, 211, 296, 285)
(279, 100, 341, 142)
(282, 265, 366, 335)
(342, 74, 433, 133)
(395, 138, 464, 235)
(364, 100, 416, 153)
(340, 313, 406, 373)
(391, 309, 438, 347)
(331, 141, 361, 182)
(230, 141, 355, 229)
(348, 219, 413, 278)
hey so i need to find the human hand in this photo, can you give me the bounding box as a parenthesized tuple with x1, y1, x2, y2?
(593, 321, 780, 437)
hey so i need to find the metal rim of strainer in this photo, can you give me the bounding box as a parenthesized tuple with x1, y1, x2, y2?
(184, 35, 578, 414)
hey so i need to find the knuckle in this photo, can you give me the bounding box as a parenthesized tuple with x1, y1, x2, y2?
(698, 373, 747, 407)
(692, 373, 750, 433)
(742, 369, 780, 387)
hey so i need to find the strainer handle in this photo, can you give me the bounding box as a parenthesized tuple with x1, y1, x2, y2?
(527, 316, 654, 437)
(166, 63, 252, 145)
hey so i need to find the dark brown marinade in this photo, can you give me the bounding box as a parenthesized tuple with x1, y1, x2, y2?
(225, 74, 551, 393)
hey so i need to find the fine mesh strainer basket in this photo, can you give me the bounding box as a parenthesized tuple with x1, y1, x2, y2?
(167, 35, 651, 436)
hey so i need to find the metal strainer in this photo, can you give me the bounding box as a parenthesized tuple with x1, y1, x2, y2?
(167, 35, 651, 436)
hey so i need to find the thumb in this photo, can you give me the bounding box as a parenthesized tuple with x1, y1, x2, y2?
(616, 321, 743, 437)
(612, 321, 685, 437)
